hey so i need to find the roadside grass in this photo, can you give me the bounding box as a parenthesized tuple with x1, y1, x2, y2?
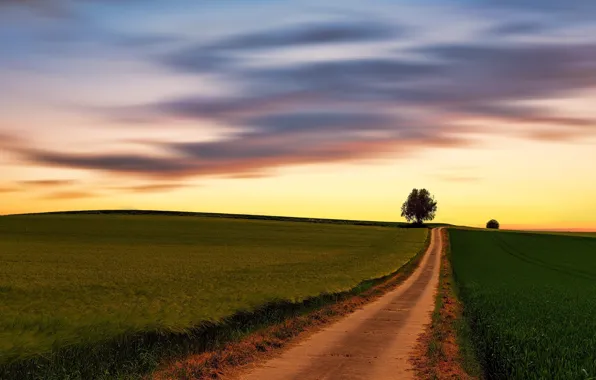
(413, 229, 481, 380)
(445, 230, 483, 378)
(155, 229, 433, 379)
(449, 229, 596, 379)
(0, 214, 427, 379)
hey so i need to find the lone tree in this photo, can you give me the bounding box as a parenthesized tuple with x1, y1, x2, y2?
(486, 219, 500, 229)
(401, 188, 438, 225)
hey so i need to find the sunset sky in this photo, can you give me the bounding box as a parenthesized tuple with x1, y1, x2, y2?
(1, 0, 595, 229)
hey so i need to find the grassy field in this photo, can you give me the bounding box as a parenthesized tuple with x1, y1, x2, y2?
(449, 229, 596, 379)
(0, 214, 427, 377)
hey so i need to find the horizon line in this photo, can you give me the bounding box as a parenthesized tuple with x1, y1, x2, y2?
(2, 208, 594, 232)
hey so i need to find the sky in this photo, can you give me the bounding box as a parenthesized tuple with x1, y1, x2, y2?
(1, 0, 595, 230)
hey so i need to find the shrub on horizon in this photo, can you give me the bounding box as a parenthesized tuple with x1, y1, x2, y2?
(486, 219, 500, 229)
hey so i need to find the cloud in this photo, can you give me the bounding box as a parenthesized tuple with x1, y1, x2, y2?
(413, 43, 596, 103)
(12, 113, 470, 179)
(0, 186, 18, 193)
(457, 104, 596, 128)
(41, 190, 97, 200)
(137, 91, 320, 122)
(158, 38, 596, 120)
(112, 183, 186, 193)
(128, 57, 445, 126)
(20, 149, 198, 177)
(115, 34, 185, 48)
(244, 59, 444, 97)
(488, 20, 549, 36)
(523, 128, 593, 142)
(162, 21, 401, 74)
(66, 36, 596, 180)
(485, 0, 596, 14)
(157, 109, 465, 175)
(203, 21, 399, 50)
(242, 111, 394, 134)
(151, 40, 596, 138)
(0, 132, 29, 150)
(18, 179, 76, 187)
(0, 0, 73, 18)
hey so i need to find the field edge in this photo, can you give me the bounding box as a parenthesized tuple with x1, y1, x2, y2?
(411, 228, 482, 379)
(2, 209, 452, 228)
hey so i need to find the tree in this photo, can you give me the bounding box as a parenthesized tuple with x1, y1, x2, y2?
(486, 219, 500, 229)
(401, 188, 437, 225)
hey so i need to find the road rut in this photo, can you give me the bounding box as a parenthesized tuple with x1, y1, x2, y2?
(239, 228, 443, 380)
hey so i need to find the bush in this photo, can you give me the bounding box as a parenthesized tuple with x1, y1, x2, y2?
(486, 219, 500, 229)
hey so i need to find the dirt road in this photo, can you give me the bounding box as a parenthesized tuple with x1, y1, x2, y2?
(239, 228, 443, 380)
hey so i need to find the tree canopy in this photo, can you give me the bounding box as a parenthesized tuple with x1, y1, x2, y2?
(401, 188, 437, 225)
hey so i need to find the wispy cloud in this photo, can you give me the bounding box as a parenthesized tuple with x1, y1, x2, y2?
(18, 179, 76, 187)
(0, 186, 19, 193)
(18, 149, 197, 178)
(41, 190, 97, 200)
(13, 130, 469, 179)
(161, 21, 403, 76)
(111, 183, 186, 193)
(488, 20, 549, 36)
(203, 21, 399, 50)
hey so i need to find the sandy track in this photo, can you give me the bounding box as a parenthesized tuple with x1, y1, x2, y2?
(238, 228, 443, 380)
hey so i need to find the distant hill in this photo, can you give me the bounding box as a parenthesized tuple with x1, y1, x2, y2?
(5, 209, 452, 228)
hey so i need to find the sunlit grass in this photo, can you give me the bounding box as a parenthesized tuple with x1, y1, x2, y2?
(0, 214, 426, 376)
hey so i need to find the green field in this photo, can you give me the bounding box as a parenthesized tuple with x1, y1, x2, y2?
(539, 231, 596, 238)
(450, 229, 596, 379)
(0, 214, 426, 377)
